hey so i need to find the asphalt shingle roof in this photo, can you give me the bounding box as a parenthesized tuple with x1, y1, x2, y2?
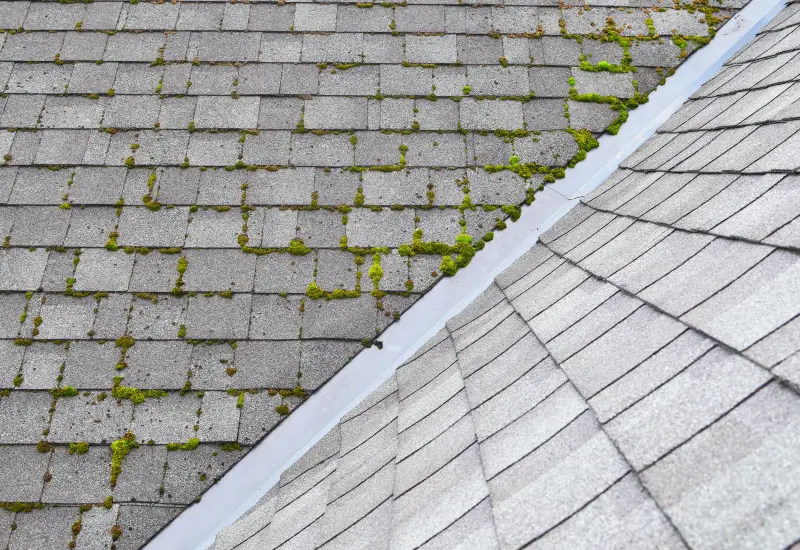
(0, 0, 757, 547)
(212, 2, 800, 549)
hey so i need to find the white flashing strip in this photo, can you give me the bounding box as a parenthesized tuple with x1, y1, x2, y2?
(147, 1, 787, 547)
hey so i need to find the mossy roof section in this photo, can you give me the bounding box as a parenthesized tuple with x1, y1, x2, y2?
(212, 3, 800, 549)
(0, 0, 751, 546)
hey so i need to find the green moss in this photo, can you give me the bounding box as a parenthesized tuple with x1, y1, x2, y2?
(275, 403, 290, 416)
(112, 377, 168, 405)
(104, 230, 119, 251)
(71, 518, 82, 537)
(368, 252, 384, 297)
(501, 205, 521, 221)
(37, 440, 53, 453)
(103, 496, 113, 509)
(306, 282, 361, 300)
(287, 238, 312, 256)
(68, 442, 89, 454)
(645, 17, 657, 37)
(110, 432, 138, 488)
(440, 255, 457, 276)
(0, 503, 43, 513)
(166, 438, 200, 451)
(115, 335, 134, 350)
(50, 386, 79, 398)
(219, 442, 243, 452)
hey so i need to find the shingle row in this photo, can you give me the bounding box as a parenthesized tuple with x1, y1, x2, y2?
(3, 4, 707, 36)
(0, 129, 583, 168)
(0, 94, 638, 131)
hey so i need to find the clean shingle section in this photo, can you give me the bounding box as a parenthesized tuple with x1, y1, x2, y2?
(637, 238, 773, 317)
(489, 412, 629, 549)
(642, 382, 800, 550)
(605, 347, 770, 470)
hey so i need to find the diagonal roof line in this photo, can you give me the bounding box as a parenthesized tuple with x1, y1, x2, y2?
(145, 1, 787, 547)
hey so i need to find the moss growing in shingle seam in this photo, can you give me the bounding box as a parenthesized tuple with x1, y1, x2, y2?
(166, 438, 200, 451)
(368, 252, 384, 297)
(110, 432, 138, 488)
(0, 503, 44, 513)
(68, 442, 89, 455)
(112, 377, 168, 405)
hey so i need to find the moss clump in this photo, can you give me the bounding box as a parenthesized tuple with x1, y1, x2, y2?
(110, 432, 138, 488)
(103, 496, 113, 509)
(0, 502, 43, 513)
(115, 336, 134, 350)
(37, 440, 53, 453)
(166, 438, 200, 451)
(305, 282, 325, 300)
(110, 525, 122, 541)
(440, 255, 457, 276)
(219, 442, 242, 452)
(71, 518, 82, 537)
(287, 239, 312, 256)
(172, 255, 188, 295)
(105, 230, 119, 251)
(112, 377, 167, 405)
(566, 128, 600, 168)
(368, 253, 384, 297)
(50, 386, 79, 398)
(501, 205, 521, 222)
(68, 442, 89, 455)
(306, 282, 360, 300)
(275, 404, 290, 416)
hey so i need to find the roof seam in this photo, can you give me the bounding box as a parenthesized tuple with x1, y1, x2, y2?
(582, 200, 799, 255)
(444, 323, 503, 547)
(538, 239, 799, 393)
(493, 257, 699, 549)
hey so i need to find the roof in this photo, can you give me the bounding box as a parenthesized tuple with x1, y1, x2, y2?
(0, 0, 772, 547)
(211, 2, 800, 549)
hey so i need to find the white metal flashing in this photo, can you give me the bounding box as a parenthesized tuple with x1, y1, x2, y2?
(145, 1, 788, 547)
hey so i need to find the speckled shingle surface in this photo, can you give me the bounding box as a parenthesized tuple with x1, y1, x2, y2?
(0, 0, 751, 547)
(212, 3, 800, 549)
